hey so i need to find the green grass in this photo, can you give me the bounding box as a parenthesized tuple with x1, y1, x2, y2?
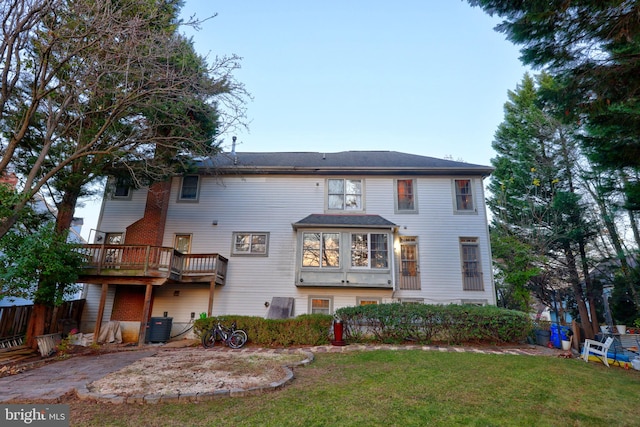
(71, 350, 640, 427)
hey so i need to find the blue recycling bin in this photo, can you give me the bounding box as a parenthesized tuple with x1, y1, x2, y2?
(550, 325, 571, 348)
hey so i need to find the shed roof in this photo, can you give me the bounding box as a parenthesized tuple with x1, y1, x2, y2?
(292, 214, 397, 230)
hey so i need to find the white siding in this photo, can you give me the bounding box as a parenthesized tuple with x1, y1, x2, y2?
(95, 187, 147, 239)
(150, 284, 211, 339)
(91, 171, 495, 322)
(79, 284, 115, 332)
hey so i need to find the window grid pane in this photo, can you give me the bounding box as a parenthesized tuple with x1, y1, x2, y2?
(251, 234, 267, 254)
(234, 233, 268, 255)
(345, 179, 362, 210)
(302, 233, 321, 267)
(322, 233, 340, 267)
(461, 238, 483, 290)
(235, 234, 250, 253)
(455, 179, 473, 211)
(370, 234, 389, 268)
(114, 178, 130, 197)
(397, 179, 414, 210)
(351, 234, 368, 267)
(303, 233, 340, 268)
(350, 233, 388, 269)
(328, 194, 344, 209)
(175, 235, 191, 253)
(311, 298, 330, 314)
(181, 176, 199, 199)
(328, 179, 362, 210)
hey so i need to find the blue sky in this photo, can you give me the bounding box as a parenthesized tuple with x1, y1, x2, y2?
(76, 1, 528, 239)
(178, 1, 529, 164)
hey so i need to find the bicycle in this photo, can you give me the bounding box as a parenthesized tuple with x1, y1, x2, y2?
(201, 321, 248, 349)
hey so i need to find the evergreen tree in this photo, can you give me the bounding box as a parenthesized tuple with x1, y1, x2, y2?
(489, 73, 600, 336)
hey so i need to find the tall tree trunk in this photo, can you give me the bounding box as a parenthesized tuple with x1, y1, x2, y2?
(0, 214, 19, 238)
(621, 172, 640, 249)
(55, 187, 81, 234)
(578, 240, 600, 337)
(25, 304, 48, 350)
(587, 180, 640, 309)
(565, 244, 595, 339)
(628, 209, 640, 250)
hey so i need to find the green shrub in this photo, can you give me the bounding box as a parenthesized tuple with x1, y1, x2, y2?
(335, 303, 532, 345)
(195, 305, 532, 348)
(194, 314, 333, 347)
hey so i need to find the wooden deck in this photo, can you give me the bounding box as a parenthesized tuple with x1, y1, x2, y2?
(77, 244, 228, 286)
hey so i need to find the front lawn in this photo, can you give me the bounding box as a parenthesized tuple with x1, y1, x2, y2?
(71, 349, 639, 426)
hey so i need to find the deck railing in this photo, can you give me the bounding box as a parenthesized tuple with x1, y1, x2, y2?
(78, 244, 227, 284)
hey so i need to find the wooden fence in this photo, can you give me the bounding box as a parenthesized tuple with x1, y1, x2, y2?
(0, 299, 85, 340)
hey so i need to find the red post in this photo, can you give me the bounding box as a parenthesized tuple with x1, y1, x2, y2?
(331, 319, 345, 346)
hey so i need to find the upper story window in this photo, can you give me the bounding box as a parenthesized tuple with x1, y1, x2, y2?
(454, 179, 474, 212)
(351, 233, 389, 269)
(232, 232, 269, 256)
(395, 179, 417, 213)
(302, 232, 340, 268)
(111, 177, 131, 199)
(179, 176, 200, 201)
(328, 179, 362, 211)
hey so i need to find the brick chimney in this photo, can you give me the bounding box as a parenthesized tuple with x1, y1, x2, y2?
(124, 181, 171, 246)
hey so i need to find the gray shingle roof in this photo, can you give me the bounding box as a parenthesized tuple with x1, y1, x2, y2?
(292, 214, 397, 230)
(199, 151, 492, 176)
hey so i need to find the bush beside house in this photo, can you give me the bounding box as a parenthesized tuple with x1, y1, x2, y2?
(335, 303, 532, 345)
(195, 305, 532, 347)
(194, 314, 334, 347)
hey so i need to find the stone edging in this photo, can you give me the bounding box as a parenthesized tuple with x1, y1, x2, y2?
(74, 349, 316, 404)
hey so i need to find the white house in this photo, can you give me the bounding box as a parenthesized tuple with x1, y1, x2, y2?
(78, 151, 495, 343)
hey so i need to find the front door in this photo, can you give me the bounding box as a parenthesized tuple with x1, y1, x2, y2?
(399, 236, 420, 290)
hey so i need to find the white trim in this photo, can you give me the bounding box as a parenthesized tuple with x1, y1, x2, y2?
(231, 232, 270, 256)
(178, 175, 200, 202)
(326, 178, 365, 212)
(394, 178, 418, 214)
(452, 178, 476, 214)
(309, 296, 333, 314)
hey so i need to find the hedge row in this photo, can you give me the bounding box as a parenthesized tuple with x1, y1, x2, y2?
(194, 314, 334, 347)
(194, 305, 533, 347)
(335, 303, 533, 345)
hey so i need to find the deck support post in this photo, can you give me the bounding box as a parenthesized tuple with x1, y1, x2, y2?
(93, 283, 108, 342)
(207, 281, 215, 317)
(138, 284, 153, 346)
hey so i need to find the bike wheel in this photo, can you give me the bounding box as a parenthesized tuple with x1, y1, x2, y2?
(228, 330, 247, 349)
(236, 329, 248, 343)
(201, 329, 216, 348)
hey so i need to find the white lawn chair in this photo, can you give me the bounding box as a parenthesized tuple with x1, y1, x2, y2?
(582, 336, 615, 367)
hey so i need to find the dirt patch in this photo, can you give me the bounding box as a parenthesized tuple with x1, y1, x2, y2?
(87, 349, 307, 396)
